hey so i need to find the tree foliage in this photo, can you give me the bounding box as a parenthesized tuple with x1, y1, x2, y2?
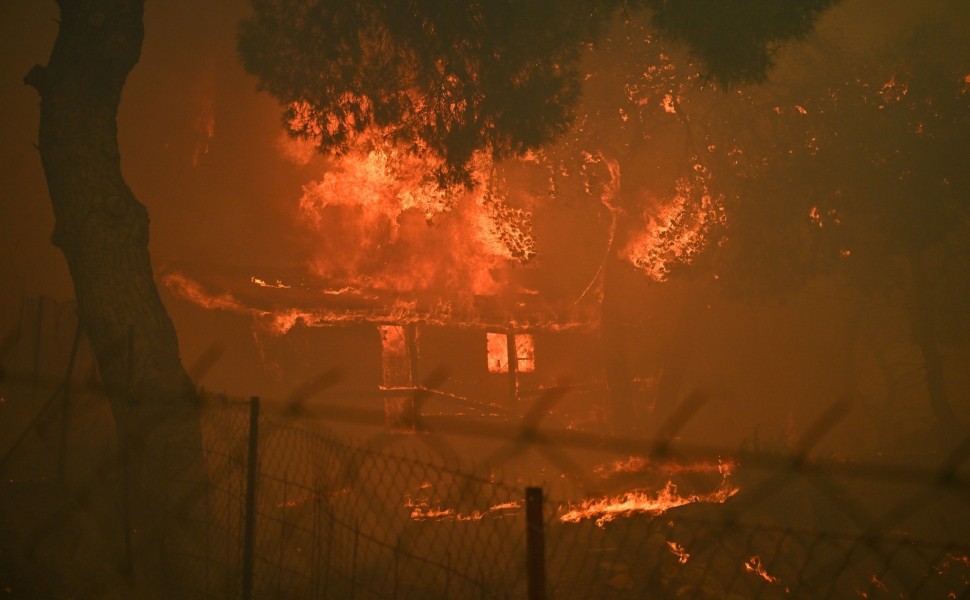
(645, 0, 839, 87)
(239, 0, 617, 185)
(238, 0, 838, 185)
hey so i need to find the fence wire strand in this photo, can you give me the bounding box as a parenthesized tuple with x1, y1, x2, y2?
(1, 305, 969, 599)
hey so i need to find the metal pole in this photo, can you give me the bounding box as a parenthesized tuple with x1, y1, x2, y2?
(525, 486, 546, 600)
(241, 397, 260, 600)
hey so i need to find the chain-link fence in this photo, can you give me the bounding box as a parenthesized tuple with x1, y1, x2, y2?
(2, 298, 969, 599)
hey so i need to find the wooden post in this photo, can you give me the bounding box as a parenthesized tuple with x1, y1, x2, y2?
(525, 486, 546, 600)
(241, 397, 260, 600)
(405, 323, 420, 386)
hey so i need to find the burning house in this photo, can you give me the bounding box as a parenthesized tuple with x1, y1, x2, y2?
(167, 264, 612, 432)
(161, 135, 667, 433)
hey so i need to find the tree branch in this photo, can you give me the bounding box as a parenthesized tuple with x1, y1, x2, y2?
(23, 64, 48, 94)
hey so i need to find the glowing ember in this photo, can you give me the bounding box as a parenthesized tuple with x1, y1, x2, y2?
(667, 541, 690, 564)
(809, 206, 823, 228)
(276, 495, 312, 509)
(559, 479, 738, 527)
(744, 555, 780, 583)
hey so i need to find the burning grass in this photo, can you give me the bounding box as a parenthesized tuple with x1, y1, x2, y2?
(559, 480, 739, 527)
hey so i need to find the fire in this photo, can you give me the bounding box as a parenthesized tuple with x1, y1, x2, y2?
(486, 332, 536, 374)
(288, 124, 536, 298)
(625, 163, 725, 282)
(667, 541, 690, 564)
(744, 555, 780, 583)
(405, 498, 522, 522)
(251, 276, 291, 289)
(163, 271, 258, 315)
(559, 479, 738, 528)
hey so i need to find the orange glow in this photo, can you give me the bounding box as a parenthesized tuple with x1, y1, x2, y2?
(559, 479, 738, 527)
(379, 325, 411, 388)
(486, 332, 509, 373)
(486, 332, 535, 373)
(515, 334, 535, 373)
(744, 555, 780, 583)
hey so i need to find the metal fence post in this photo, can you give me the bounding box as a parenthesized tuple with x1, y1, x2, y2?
(242, 396, 260, 600)
(526, 486, 546, 600)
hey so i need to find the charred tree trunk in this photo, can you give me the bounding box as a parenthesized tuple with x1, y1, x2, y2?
(26, 1, 206, 596)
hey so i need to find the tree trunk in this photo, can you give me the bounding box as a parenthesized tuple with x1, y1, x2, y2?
(909, 251, 961, 449)
(26, 1, 206, 596)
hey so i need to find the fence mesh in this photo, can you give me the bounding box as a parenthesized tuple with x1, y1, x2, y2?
(1, 303, 969, 599)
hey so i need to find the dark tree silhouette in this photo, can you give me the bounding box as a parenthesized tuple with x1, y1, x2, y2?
(704, 24, 970, 446)
(645, 0, 839, 87)
(239, 0, 839, 185)
(26, 0, 205, 595)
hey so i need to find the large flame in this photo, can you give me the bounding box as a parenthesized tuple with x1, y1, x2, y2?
(625, 162, 724, 282)
(287, 117, 537, 299)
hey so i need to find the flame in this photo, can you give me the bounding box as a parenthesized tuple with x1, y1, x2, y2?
(251, 276, 291, 289)
(295, 133, 535, 297)
(667, 541, 690, 564)
(405, 498, 522, 522)
(163, 272, 257, 316)
(744, 555, 780, 583)
(559, 479, 738, 527)
(625, 163, 725, 282)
